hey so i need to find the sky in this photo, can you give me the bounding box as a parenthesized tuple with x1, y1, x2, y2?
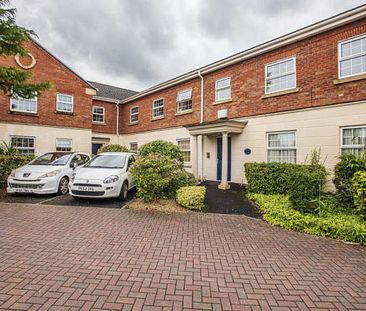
(10, 0, 366, 91)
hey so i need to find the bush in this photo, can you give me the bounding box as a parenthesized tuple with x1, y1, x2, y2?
(176, 186, 206, 211)
(352, 171, 366, 219)
(130, 153, 193, 202)
(97, 144, 129, 154)
(333, 152, 366, 209)
(168, 171, 197, 198)
(288, 165, 327, 213)
(248, 193, 366, 245)
(0, 155, 34, 188)
(139, 140, 184, 164)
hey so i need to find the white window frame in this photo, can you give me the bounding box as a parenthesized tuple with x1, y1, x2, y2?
(130, 106, 139, 124)
(152, 98, 164, 119)
(129, 142, 138, 153)
(264, 56, 296, 94)
(92, 106, 105, 123)
(340, 125, 366, 155)
(177, 88, 193, 113)
(10, 135, 36, 155)
(266, 130, 297, 164)
(215, 77, 231, 102)
(56, 138, 72, 152)
(338, 33, 366, 79)
(10, 96, 37, 114)
(56, 94, 74, 113)
(177, 138, 191, 163)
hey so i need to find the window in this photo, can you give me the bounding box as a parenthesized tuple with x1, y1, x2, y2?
(267, 131, 296, 163)
(92, 106, 105, 123)
(341, 126, 366, 155)
(265, 57, 296, 94)
(177, 89, 192, 113)
(129, 142, 138, 153)
(152, 98, 164, 118)
(10, 95, 37, 113)
(130, 106, 139, 123)
(56, 94, 73, 113)
(339, 34, 366, 79)
(215, 77, 231, 101)
(177, 139, 191, 162)
(10, 136, 35, 155)
(56, 138, 72, 152)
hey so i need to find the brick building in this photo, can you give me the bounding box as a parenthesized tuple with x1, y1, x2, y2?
(1, 5, 366, 189)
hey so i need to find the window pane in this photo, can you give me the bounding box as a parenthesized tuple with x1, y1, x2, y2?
(177, 89, 192, 102)
(216, 78, 230, 89)
(340, 36, 366, 77)
(342, 127, 366, 146)
(267, 58, 294, 78)
(11, 136, 35, 155)
(216, 87, 231, 101)
(178, 140, 191, 162)
(178, 100, 192, 112)
(268, 132, 295, 148)
(266, 73, 295, 93)
(11, 96, 37, 113)
(268, 150, 296, 163)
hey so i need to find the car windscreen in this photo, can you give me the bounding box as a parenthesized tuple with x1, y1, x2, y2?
(29, 153, 72, 166)
(84, 154, 126, 169)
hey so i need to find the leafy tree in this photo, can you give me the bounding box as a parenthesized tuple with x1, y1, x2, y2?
(0, 0, 50, 98)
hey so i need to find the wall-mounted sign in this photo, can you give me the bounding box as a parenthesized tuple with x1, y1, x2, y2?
(15, 52, 36, 69)
(244, 148, 251, 155)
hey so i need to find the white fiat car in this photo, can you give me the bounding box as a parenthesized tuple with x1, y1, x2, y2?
(69, 152, 136, 200)
(7, 152, 90, 195)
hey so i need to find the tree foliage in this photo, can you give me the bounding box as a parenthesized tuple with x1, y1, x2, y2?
(0, 0, 50, 98)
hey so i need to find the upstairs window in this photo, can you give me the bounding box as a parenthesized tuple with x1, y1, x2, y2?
(177, 89, 192, 113)
(10, 95, 37, 113)
(10, 136, 35, 155)
(129, 142, 138, 153)
(177, 139, 191, 163)
(341, 126, 366, 156)
(92, 106, 105, 123)
(215, 77, 231, 101)
(56, 94, 73, 113)
(56, 138, 72, 152)
(339, 34, 366, 79)
(267, 131, 296, 164)
(130, 106, 139, 123)
(152, 98, 164, 118)
(265, 57, 296, 94)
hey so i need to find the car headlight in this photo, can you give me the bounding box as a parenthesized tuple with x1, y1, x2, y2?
(39, 169, 62, 178)
(10, 169, 16, 177)
(103, 175, 119, 184)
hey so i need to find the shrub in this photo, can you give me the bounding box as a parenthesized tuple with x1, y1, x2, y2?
(248, 193, 366, 245)
(0, 155, 34, 188)
(176, 186, 206, 211)
(333, 152, 366, 209)
(288, 165, 327, 213)
(168, 171, 197, 198)
(139, 140, 184, 164)
(352, 171, 366, 219)
(97, 144, 129, 154)
(130, 153, 190, 202)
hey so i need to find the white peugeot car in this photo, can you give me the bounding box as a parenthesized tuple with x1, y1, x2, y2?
(69, 152, 136, 200)
(7, 152, 90, 195)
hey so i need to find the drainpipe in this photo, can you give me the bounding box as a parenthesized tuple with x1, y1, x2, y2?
(198, 70, 204, 124)
(116, 100, 120, 138)
(197, 71, 204, 181)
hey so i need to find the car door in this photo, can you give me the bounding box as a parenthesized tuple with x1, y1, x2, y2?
(126, 155, 136, 188)
(68, 154, 86, 177)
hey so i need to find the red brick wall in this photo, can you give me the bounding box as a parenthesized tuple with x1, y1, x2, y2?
(0, 41, 93, 129)
(92, 99, 118, 134)
(120, 18, 366, 134)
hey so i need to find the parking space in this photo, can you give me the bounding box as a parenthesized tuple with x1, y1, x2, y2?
(0, 188, 135, 208)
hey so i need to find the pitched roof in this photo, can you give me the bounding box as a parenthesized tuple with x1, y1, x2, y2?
(88, 81, 138, 102)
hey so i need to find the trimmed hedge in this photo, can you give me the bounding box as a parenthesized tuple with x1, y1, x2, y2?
(97, 144, 129, 154)
(248, 193, 366, 245)
(139, 140, 184, 164)
(176, 186, 206, 211)
(352, 171, 366, 219)
(0, 155, 34, 188)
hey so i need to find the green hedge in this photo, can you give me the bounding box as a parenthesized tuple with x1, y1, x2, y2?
(352, 171, 366, 219)
(248, 193, 366, 245)
(176, 186, 206, 211)
(139, 140, 184, 164)
(0, 155, 34, 188)
(97, 144, 129, 154)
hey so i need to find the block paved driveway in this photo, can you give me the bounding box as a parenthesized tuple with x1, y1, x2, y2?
(0, 203, 365, 310)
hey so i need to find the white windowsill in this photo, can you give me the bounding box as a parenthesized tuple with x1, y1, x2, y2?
(175, 110, 193, 116)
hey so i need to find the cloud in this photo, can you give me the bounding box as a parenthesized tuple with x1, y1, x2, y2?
(10, 0, 366, 91)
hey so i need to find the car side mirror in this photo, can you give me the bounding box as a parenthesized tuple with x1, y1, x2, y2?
(71, 162, 77, 169)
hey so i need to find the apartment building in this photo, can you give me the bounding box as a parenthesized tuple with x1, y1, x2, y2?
(1, 5, 366, 189)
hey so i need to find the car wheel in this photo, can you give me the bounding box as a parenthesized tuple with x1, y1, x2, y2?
(118, 181, 128, 201)
(58, 176, 69, 195)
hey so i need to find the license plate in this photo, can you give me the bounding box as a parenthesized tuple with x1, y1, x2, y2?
(16, 188, 33, 193)
(77, 186, 95, 192)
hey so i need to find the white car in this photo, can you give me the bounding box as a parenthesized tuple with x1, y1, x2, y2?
(7, 152, 90, 195)
(69, 152, 136, 200)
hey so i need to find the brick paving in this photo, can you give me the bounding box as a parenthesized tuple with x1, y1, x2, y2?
(0, 203, 365, 310)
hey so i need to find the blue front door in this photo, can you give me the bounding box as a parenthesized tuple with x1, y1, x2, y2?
(217, 137, 231, 181)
